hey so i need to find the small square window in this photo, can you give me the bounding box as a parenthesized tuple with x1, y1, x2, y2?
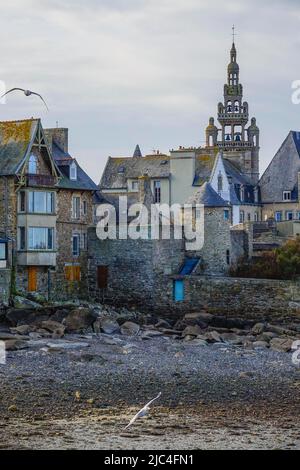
(283, 191, 291, 201)
(224, 209, 230, 221)
(132, 181, 139, 191)
(275, 211, 282, 222)
(286, 212, 293, 221)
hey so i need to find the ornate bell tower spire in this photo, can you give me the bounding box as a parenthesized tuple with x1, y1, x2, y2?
(205, 30, 260, 184)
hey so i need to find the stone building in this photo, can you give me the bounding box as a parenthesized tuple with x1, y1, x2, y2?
(260, 131, 300, 222)
(0, 119, 96, 300)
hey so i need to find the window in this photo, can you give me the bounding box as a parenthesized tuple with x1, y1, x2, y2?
(217, 174, 223, 192)
(297, 212, 300, 220)
(254, 212, 259, 222)
(286, 211, 293, 221)
(19, 227, 26, 250)
(226, 250, 230, 265)
(97, 265, 108, 289)
(154, 180, 161, 203)
(28, 227, 54, 250)
(0, 242, 7, 260)
(28, 191, 54, 213)
(19, 191, 26, 212)
(240, 186, 245, 202)
(224, 209, 230, 221)
(70, 162, 77, 180)
(247, 213, 251, 221)
(132, 181, 139, 191)
(275, 211, 282, 222)
(283, 191, 291, 201)
(240, 210, 245, 223)
(72, 234, 80, 256)
(82, 200, 87, 216)
(72, 196, 80, 219)
(28, 154, 37, 174)
(82, 232, 87, 250)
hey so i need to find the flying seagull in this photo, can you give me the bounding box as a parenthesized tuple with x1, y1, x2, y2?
(124, 392, 162, 430)
(0, 88, 49, 110)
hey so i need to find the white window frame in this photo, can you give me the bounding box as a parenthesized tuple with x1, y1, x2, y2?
(286, 211, 294, 221)
(275, 211, 282, 222)
(131, 181, 139, 191)
(70, 162, 77, 181)
(28, 154, 37, 174)
(28, 227, 54, 251)
(72, 196, 81, 219)
(72, 233, 80, 257)
(283, 191, 291, 201)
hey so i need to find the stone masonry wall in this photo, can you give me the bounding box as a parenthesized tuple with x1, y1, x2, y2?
(0, 269, 11, 306)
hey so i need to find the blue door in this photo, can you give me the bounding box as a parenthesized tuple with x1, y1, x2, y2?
(174, 280, 184, 301)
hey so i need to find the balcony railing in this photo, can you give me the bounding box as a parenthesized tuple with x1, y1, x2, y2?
(218, 141, 253, 148)
(26, 174, 57, 187)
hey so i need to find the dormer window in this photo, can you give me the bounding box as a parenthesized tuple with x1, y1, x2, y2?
(28, 154, 37, 174)
(70, 161, 77, 181)
(283, 191, 291, 201)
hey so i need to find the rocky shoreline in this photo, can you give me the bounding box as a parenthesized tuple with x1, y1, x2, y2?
(0, 297, 300, 449)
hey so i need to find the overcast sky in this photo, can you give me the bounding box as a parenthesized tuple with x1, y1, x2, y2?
(1, 0, 300, 182)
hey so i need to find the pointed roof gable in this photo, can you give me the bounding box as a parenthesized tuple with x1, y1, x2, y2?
(133, 144, 142, 158)
(187, 182, 229, 207)
(259, 131, 300, 203)
(0, 119, 39, 175)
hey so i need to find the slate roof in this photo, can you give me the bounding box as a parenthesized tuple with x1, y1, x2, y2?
(100, 154, 170, 189)
(186, 182, 229, 207)
(51, 142, 98, 191)
(259, 131, 300, 203)
(0, 119, 39, 175)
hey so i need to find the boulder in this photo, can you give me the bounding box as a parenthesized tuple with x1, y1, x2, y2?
(26, 292, 47, 305)
(13, 296, 41, 310)
(256, 332, 277, 343)
(63, 308, 96, 333)
(10, 325, 32, 335)
(93, 318, 102, 334)
(100, 318, 120, 335)
(6, 308, 51, 326)
(188, 338, 208, 347)
(252, 323, 265, 335)
(205, 331, 223, 343)
(45, 341, 90, 351)
(120, 321, 140, 336)
(40, 320, 65, 333)
(184, 312, 214, 324)
(182, 325, 203, 337)
(253, 341, 269, 349)
(270, 337, 294, 353)
(4, 339, 28, 351)
(155, 319, 172, 329)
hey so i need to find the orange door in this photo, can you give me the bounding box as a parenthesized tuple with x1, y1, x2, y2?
(28, 266, 37, 292)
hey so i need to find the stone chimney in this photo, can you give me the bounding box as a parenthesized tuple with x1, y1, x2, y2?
(44, 128, 69, 153)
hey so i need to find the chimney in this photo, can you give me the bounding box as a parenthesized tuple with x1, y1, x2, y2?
(138, 173, 154, 208)
(44, 128, 69, 153)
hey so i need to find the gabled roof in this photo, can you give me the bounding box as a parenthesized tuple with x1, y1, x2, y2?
(259, 131, 300, 203)
(133, 144, 142, 158)
(51, 141, 97, 191)
(193, 153, 217, 186)
(0, 119, 39, 175)
(186, 182, 229, 207)
(100, 154, 170, 189)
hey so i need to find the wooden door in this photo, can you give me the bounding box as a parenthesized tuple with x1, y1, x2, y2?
(28, 266, 37, 292)
(97, 266, 108, 289)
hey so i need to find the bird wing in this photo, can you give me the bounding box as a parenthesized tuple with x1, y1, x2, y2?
(144, 392, 162, 408)
(0, 88, 26, 99)
(124, 409, 142, 429)
(29, 91, 49, 111)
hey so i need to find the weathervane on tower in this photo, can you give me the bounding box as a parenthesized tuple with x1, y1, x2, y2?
(232, 24, 236, 43)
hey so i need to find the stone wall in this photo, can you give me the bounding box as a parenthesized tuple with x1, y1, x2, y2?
(0, 269, 11, 306)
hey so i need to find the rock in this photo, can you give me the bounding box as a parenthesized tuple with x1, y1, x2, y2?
(45, 341, 90, 351)
(0, 332, 29, 340)
(63, 308, 96, 333)
(10, 325, 32, 335)
(182, 325, 203, 337)
(4, 339, 28, 351)
(155, 319, 172, 329)
(100, 318, 120, 335)
(40, 320, 65, 333)
(158, 328, 181, 336)
(266, 324, 297, 337)
(141, 330, 164, 340)
(252, 323, 265, 335)
(184, 312, 214, 324)
(253, 341, 269, 349)
(51, 309, 70, 323)
(239, 371, 254, 379)
(8, 405, 18, 412)
(256, 332, 277, 343)
(13, 295, 41, 309)
(221, 332, 239, 342)
(270, 337, 294, 353)
(120, 321, 140, 336)
(188, 339, 208, 347)
(26, 292, 47, 305)
(205, 331, 223, 343)
(36, 328, 52, 337)
(6, 308, 51, 327)
(93, 318, 102, 334)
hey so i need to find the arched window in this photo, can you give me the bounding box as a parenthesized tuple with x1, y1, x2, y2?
(28, 154, 37, 174)
(234, 101, 239, 113)
(217, 173, 223, 192)
(227, 101, 232, 112)
(240, 210, 245, 223)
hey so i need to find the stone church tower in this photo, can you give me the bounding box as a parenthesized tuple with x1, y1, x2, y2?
(205, 42, 260, 184)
